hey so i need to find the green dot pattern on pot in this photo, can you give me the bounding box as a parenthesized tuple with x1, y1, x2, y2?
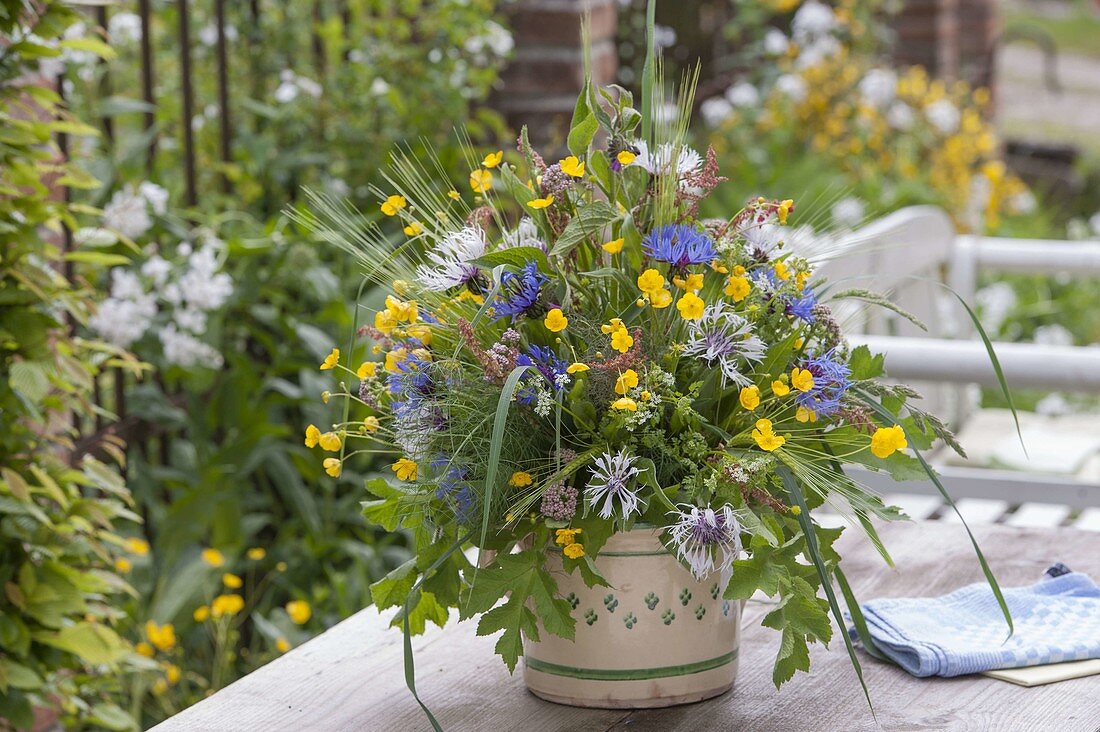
(661, 609, 676, 625)
(584, 609, 598, 625)
(644, 592, 659, 610)
(694, 604, 707, 620)
(566, 592, 580, 610)
(623, 612, 637, 629)
(679, 588, 692, 606)
(604, 594, 619, 612)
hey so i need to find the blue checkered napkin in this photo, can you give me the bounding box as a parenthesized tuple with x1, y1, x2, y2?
(854, 567, 1100, 677)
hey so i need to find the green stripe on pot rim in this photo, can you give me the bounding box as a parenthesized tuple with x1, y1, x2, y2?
(524, 650, 737, 681)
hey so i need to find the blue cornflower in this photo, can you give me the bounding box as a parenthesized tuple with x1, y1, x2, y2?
(515, 345, 569, 405)
(429, 455, 475, 522)
(642, 224, 717, 268)
(784, 290, 817, 323)
(493, 261, 547, 320)
(795, 349, 851, 416)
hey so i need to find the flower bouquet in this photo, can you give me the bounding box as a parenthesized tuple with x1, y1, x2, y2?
(299, 42, 1009, 727)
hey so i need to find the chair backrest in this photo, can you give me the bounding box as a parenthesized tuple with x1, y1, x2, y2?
(816, 206, 969, 422)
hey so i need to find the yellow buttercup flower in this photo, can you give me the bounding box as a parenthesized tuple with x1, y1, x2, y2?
(223, 573, 243, 589)
(711, 260, 729, 274)
(364, 416, 380, 432)
(777, 199, 794, 224)
(320, 348, 340, 370)
(725, 275, 750, 302)
(555, 527, 582, 545)
(563, 543, 585, 559)
(528, 195, 554, 210)
(543, 308, 568, 332)
(374, 309, 398, 335)
(673, 273, 704, 292)
(791, 367, 815, 392)
(211, 593, 244, 618)
(114, 557, 132, 573)
(391, 457, 418, 481)
(616, 150, 636, 166)
(406, 324, 433, 346)
(165, 664, 181, 685)
(649, 288, 672, 308)
(602, 238, 624, 254)
(796, 406, 817, 423)
(304, 424, 321, 448)
(739, 385, 761, 411)
(752, 419, 786, 452)
(145, 621, 177, 652)
(601, 318, 625, 334)
(202, 548, 225, 567)
(615, 369, 639, 395)
(612, 397, 638, 411)
(772, 379, 791, 397)
(323, 458, 342, 478)
(193, 605, 210, 622)
(509, 471, 533, 488)
(385, 347, 409, 374)
(640, 390, 651, 401)
(870, 425, 908, 459)
(385, 295, 418, 323)
(403, 221, 423, 237)
(676, 292, 705, 320)
(567, 362, 590, 374)
(276, 637, 291, 653)
(321, 390, 331, 404)
(247, 547, 266, 561)
(774, 261, 791, 281)
(318, 432, 341, 452)
(286, 600, 312, 625)
(559, 155, 585, 178)
(125, 537, 150, 556)
(610, 328, 634, 353)
(482, 150, 503, 168)
(447, 189, 461, 201)
(637, 268, 666, 294)
(469, 169, 493, 193)
(380, 195, 406, 216)
(357, 361, 378, 379)
(136, 642, 155, 658)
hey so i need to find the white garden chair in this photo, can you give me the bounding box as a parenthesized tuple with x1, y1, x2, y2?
(814, 206, 1100, 528)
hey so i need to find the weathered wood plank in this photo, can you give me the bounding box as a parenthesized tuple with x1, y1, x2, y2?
(153, 522, 1100, 732)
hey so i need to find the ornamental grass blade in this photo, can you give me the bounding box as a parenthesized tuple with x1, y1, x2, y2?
(834, 566, 888, 662)
(640, 0, 657, 142)
(855, 391, 1014, 640)
(402, 531, 473, 732)
(777, 464, 876, 721)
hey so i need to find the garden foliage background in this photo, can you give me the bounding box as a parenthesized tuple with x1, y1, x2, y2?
(1, 0, 1096, 729)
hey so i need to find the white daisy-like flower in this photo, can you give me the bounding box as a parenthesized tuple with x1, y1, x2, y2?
(585, 450, 643, 520)
(858, 68, 897, 108)
(416, 226, 487, 291)
(102, 186, 153, 240)
(682, 302, 766, 387)
(739, 220, 783, 256)
(925, 98, 960, 135)
(666, 504, 742, 580)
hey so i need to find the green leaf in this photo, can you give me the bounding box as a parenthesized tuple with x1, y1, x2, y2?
(549, 201, 618, 257)
(32, 623, 129, 665)
(87, 703, 136, 731)
(472, 246, 551, 275)
(371, 558, 418, 610)
(772, 626, 811, 687)
(567, 82, 598, 157)
(847, 345, 885, 380)
(390, 589, 449, 636)
(60, 37, 117, 60)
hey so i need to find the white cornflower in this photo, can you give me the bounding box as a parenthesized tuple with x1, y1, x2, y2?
(666, 504, 742, 580)
(925, 99, 960, 135)
(585, 450, 643, 520)
(682, 302, 766, 387)
(740, 220, 783, 255)
(502, 217, 546, 251)
(633, 141, 703, 179)
(858, 68, 897, 108)
(725, 82, 760, 109)
(416, 226, 487, 291)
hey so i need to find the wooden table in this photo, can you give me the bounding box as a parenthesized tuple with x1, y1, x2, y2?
(153, 522, 1100, 731)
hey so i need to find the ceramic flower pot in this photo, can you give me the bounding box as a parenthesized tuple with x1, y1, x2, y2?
(523, 525, 742, 708)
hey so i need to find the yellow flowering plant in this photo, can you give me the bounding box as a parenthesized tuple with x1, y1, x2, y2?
(298, 19, 1013, 725)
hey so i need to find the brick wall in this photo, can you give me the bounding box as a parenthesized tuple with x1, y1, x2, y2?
(494, 0, 618, 148)
(891, 0, 1000, 94)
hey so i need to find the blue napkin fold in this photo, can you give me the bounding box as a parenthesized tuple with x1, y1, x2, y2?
(854, 565, 1100, 677)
